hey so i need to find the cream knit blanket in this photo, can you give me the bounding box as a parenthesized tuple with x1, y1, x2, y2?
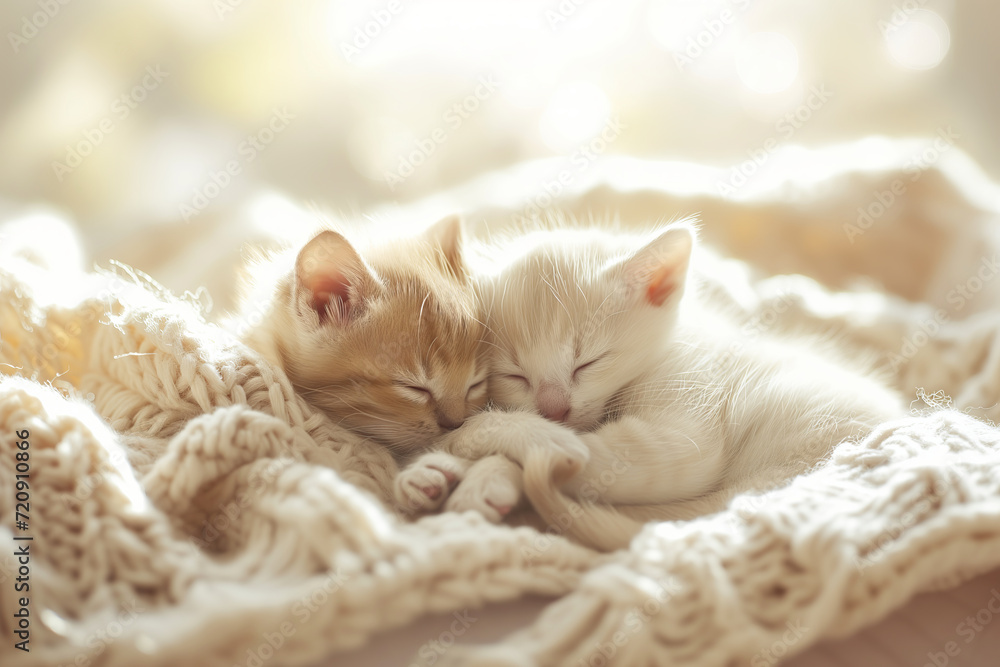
(3, 142, 1000, 667)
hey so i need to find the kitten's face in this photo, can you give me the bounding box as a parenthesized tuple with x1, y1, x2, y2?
(278, 217, 488, 453)
(483, 226, 692, 431)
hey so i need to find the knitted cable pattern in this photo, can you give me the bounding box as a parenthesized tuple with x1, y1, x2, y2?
(0, 258, 598, 667)
(2, 198, 1000, 667)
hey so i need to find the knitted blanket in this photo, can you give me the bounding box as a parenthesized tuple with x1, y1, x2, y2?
(3, 142, 1000, 667)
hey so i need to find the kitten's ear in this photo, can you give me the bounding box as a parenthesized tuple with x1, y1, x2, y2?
(622, 226, 694, 307)
(424, 214, 466, 280)
(294, 230, 376, 325)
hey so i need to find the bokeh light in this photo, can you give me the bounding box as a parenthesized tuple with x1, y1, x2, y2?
(0, 0, 994, 241)
(884, 9, 951, 71)
(736, 32, 800, 94)
(647, 0, 721, 52)
(538, 81, 611, 153)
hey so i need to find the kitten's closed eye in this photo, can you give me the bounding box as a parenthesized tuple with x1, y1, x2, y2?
(398, 384, 432, 401)
(504, 374, 530, 386)
(242, 213, 487, 454)
(397, 378, 487, 403)
(572, 355, 606, 382)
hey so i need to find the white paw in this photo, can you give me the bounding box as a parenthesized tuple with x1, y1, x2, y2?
(531, 418, 591, 473)
(445, 456, 523, 523)
(443, 411, 591, 470)
(394, 452, 470, 514)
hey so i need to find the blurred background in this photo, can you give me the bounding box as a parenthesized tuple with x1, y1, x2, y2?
(0, 0, 995, 308)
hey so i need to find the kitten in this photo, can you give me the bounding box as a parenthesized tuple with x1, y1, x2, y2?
(396, 220, 907, 549)
(236, 215, 489, 454)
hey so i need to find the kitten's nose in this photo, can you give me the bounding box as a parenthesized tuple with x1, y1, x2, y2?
(436, 414, 464, 431)
(536, 382, 571, 423)
(540, 404, 570, 423)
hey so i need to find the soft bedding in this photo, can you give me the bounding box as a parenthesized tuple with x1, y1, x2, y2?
(3, 139, 1000, 667)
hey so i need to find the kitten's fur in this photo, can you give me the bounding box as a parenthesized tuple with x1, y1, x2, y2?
(237, 215, 489, 454)
(396, 220, 907, 549)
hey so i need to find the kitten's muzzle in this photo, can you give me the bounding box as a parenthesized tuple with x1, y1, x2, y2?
(435, 413, 464, 431)
(536, 381, 571, 424)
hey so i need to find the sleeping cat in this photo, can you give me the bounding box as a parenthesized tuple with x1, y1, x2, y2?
(237, 215, 489, 454)
(395, 220, 907, 549)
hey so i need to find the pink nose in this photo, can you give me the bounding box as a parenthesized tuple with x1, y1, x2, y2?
(536, 382, 570, 423)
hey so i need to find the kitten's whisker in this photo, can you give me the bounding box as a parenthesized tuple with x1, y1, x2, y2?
(477, 339, 504, 353)
(297, 386, 348, 397)
(425, 334, 442, 362)
(469, 313, 491, 331)
(541, 275, 573, 323)
(595, 308, 630, 328)
(296, 383, 355, 394)
(343, 410, 408, 427)
(417, 291, 431, 349)
(323, 395, 411, 428)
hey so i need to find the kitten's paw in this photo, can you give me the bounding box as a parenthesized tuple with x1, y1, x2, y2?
(445, 411, 591, 471)
(508, 414, 591, 472)
(394, 452, 471, 514)
(537, 422, 591, 472)
(445, 455, 523, 523)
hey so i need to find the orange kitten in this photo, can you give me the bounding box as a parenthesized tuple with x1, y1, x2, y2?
(237, 215, 488, 454)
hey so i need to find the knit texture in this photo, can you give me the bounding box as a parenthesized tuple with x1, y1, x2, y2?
(0, 256, 599, 667)
(3, 169, 1000, 666)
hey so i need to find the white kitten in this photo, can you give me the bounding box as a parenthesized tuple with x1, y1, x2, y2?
(396, 221, 906, 549)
